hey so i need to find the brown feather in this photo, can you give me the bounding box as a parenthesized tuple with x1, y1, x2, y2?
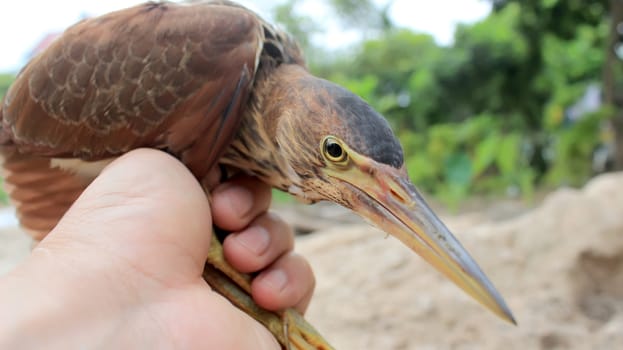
(2, 2, 262, 166)
(0, 1, 304, 238)
(0, 146, 90, 239)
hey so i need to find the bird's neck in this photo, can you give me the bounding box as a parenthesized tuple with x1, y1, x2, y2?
(220, 64, 308, 193)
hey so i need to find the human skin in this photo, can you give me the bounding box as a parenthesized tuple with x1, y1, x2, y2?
(0, 149, 315, 350)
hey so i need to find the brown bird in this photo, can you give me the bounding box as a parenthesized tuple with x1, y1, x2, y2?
(0, 1, 515, 349)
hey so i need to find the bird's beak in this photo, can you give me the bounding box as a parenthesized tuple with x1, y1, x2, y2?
(324, 150, 516, 324)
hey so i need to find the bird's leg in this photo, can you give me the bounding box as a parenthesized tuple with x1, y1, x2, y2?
(203, 230, 334, 350)
(206, 232, 253, 292)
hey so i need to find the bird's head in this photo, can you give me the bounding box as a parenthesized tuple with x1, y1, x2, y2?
(268, 65, 515, 323)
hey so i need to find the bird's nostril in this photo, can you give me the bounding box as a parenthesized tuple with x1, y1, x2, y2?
(390, 188, 405, 203)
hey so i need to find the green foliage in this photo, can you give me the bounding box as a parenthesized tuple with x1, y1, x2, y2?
(0, 74, 14, 204)
(545, 108, 611, 186)
(327, 0, 394, 32)
(491, 0, 608, 40)
(445, 4, 539, 129)
(455, 3, 528, 60)
(344, 30, 441, 94)
(0, 177, 8, 205)
(272, 189, 293, 203)
(273, 0, 321, 56)
(295, 0, 613, 209)
(401, 116, 535, 209)
(0, 74, 14, 101)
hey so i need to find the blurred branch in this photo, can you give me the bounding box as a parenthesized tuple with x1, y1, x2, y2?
(328, 0, 395, 34)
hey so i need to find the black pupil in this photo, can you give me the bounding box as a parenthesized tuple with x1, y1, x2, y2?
(326, 141, 343, 159)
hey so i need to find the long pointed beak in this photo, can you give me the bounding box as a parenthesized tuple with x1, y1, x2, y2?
(325, 156, 516, 324)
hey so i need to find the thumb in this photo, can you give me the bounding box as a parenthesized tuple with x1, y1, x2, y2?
(15, 149, 279, 349)
(43, 148, 213, 283)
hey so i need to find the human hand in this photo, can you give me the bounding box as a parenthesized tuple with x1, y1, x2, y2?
(0, 149, 315, 349)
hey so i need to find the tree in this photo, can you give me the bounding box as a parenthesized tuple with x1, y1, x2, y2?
(272, 0, 321, 57)
(603, 0, 623, 167)
(270, 0, 613, 199)
(327, 0, 395, 34)
(490, 0, 621, 171)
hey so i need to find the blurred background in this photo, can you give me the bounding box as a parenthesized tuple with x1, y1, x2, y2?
(1, 0, 620, 209)
(1, 1, 623, 349)
(273, 0, 620, 210)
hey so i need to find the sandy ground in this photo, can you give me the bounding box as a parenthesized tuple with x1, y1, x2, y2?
(2, 173, 623, 349)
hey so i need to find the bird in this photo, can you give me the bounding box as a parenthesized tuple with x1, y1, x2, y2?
(0, 1, 515, 349)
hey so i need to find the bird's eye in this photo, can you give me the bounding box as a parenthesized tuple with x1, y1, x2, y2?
(322, 136, 348, 163)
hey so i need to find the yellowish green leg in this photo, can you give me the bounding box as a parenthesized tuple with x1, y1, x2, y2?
(203, 233, 334, 350)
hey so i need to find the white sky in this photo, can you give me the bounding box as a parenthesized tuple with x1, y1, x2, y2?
(0, 0, 490, 73)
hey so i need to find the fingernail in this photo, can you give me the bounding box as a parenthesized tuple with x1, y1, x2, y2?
(222, 185, 253, 217)
(234, 226, 270, 255)
(262, 268, 288, 292)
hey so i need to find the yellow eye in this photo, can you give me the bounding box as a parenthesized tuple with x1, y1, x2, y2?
(322, 136, 348, 163)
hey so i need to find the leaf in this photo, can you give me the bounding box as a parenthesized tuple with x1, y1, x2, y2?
(496, 134, 521, 176)
(518, 168, 536, 202)
(473, 133, 501, 177)
(444, 152, 472, 186)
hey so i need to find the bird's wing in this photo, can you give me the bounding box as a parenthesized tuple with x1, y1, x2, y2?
(0, 2, 263, 237)
(0, 147, 92, 240)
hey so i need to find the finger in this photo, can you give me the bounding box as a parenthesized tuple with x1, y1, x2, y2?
(211, 175, 272, 232)
(222, 212, 294, 273)
(251, 253, 316, 314)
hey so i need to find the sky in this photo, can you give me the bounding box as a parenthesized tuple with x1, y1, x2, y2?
(0, 0, 490, 73)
